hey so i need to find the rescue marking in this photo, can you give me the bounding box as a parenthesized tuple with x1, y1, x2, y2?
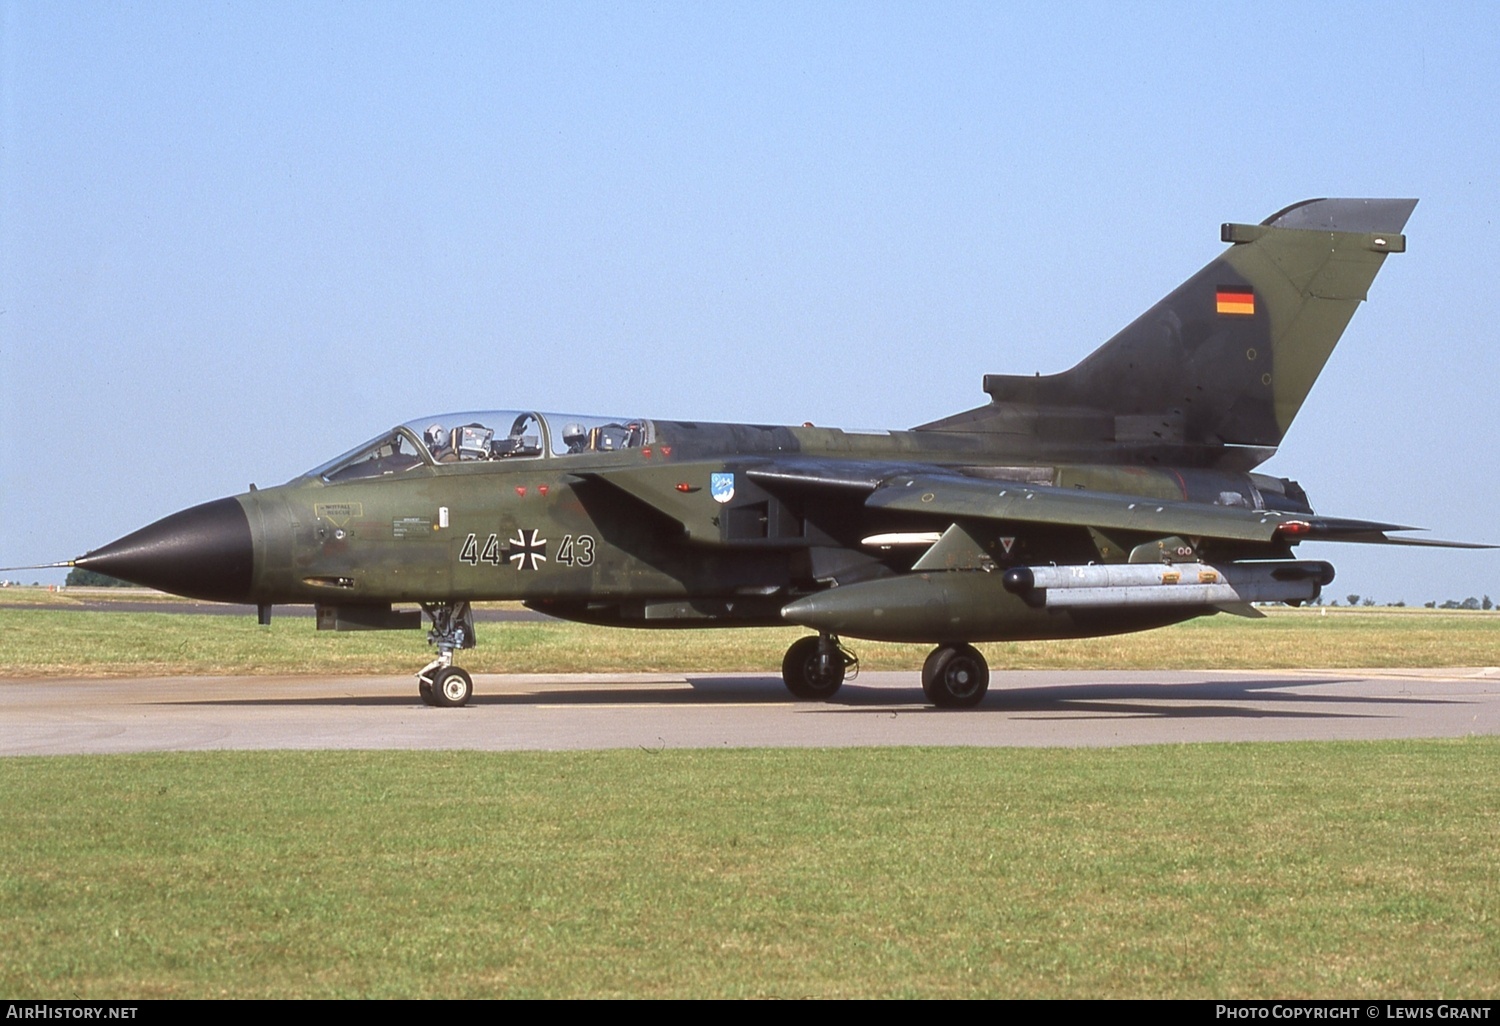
(315, 502, 362, 521)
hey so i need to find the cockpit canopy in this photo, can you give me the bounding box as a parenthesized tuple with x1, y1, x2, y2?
(307, 411, 653, 482)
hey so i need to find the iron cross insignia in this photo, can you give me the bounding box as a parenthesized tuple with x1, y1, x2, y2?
(507, 528, 548, 571)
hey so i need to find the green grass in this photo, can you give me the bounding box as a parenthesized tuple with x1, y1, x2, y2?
(0, 606, 1496, 677)
(2, 742, 1497, 998)
(4, 600, 1495, 997)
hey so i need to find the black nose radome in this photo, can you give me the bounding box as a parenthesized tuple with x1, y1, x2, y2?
(76, 497, 254, 602)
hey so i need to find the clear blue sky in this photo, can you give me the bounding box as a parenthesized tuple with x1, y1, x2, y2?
(3, 2, 1497, 604)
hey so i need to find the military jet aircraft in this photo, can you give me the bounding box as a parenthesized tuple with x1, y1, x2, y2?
(61, 197, 1488, 708)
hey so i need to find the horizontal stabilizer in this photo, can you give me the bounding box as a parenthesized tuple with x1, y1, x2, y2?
(1343, 534, 1495, 550)
(861, 472, 1494, 551)
(1284, 515, 1495, 549)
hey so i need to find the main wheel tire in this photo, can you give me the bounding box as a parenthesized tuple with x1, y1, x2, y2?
(921, 643, 989, 708)
(433, 666, 473, 708)
(781, 636, 846, 700)
(920, 647, 945, 704)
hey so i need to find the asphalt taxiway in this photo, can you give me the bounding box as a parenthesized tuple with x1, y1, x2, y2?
(3, 668, 1497, 755)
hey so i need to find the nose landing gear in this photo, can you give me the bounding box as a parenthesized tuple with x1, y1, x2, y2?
(417, 602, 476, 707)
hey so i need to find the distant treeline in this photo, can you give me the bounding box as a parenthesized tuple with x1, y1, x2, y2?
(1318, 593, 1493, 610)
(64, 568, 131, 587)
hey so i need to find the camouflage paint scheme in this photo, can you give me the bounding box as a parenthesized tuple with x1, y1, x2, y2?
(77, 198, 1483, 707)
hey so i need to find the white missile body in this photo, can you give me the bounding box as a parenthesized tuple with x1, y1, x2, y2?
(1003, 560, 1333, 609)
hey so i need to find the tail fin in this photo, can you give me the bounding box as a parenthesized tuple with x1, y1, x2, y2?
(921, 198, 1416, 461)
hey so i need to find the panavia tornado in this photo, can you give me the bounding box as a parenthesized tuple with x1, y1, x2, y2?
(61, 198, 1489, 708)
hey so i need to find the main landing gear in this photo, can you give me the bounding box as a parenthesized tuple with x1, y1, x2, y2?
(781, 634, 857, 699)
(417, 602, 475, 707)
(920, 643, 990, 708)
(778, 635, 991, 708)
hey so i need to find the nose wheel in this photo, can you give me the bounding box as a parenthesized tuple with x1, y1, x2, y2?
(424, 666, 472, 708)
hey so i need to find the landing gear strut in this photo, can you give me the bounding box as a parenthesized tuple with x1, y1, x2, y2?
(417, 602, 476, 707)
(921, 643, 989, 708)
(781, 633, 857, 700)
